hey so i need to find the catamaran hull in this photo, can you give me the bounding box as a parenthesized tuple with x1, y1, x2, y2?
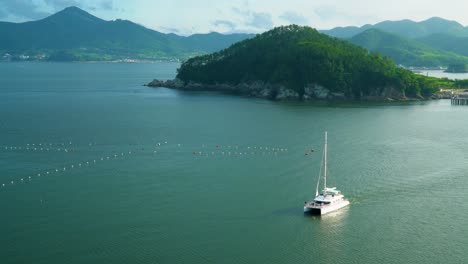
(304, 200, 350, 215)
(303, 207, 322, 215)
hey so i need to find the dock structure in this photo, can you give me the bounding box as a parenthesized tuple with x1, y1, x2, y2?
(451, 91, 468, 105)
(452, 97, 468, 105)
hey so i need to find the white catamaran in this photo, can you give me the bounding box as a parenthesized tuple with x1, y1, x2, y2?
(304, 132, 350, 215)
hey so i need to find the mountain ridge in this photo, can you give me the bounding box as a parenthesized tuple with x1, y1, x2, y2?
(321, 17, 468, 39)
(418, 33, 468, 57)
(349, 28, 468, 67)
(0, 6, 254, 61)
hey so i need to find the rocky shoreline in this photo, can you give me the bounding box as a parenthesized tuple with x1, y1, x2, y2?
(146, 78, 442, 101)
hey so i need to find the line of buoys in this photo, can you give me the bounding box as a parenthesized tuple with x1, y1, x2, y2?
(191, 150, 285, 157)
(1, 140, 300, 191)
(0, 140, 117, 154)
(193, 144, 289, 153)
(1, 145, 78, 153)
(1, 148, 140, 191)
(27, 142, 74, 146)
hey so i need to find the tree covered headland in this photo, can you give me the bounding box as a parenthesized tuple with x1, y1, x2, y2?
(177, 25, 444, 99)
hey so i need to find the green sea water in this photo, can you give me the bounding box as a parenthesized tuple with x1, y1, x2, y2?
(1, 62, 468, 264)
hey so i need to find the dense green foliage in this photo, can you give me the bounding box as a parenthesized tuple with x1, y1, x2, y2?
(421, 77, 468, 90)
(177, 25, 440, 98)
(0, 7, 252, 61)
(453, 79, 468, 88)
(349, 29, 468, 67)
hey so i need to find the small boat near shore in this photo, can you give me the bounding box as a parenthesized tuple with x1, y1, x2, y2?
(304, 132, 349, 215)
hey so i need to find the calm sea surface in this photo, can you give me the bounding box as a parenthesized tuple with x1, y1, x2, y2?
(420, 70, 468, 80)
(1, 62, 468, 264)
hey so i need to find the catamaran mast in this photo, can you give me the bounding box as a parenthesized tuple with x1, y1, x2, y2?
(323, 131, 327, 192)
(315, 149, 322, 197)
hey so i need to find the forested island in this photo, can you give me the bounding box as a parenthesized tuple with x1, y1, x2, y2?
(148, 25, 457, 101)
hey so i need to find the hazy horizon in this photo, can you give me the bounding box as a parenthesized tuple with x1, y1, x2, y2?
(1, 0, 468, 35)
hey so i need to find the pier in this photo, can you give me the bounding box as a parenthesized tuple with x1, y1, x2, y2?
(451, 91, 468, 105)
(452, 97, 468, 105)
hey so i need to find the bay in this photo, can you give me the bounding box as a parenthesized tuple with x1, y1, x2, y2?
(420, 70, 468, 80)
(1, 62, 467, 264)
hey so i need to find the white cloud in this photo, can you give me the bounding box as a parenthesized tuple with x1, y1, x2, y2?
(0, 0, 50, 21)
(212, 20, 236, 32)
(246, 11, 273, 29)
(280, 11, 308, 25)
(2, 0, 468, 34)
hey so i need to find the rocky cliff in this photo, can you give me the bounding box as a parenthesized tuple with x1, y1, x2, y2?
(146, 79, 420, 101)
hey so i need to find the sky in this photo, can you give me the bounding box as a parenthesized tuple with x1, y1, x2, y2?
(1, 0, 468, 35)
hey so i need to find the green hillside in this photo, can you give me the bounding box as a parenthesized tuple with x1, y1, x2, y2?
(0, 6, 252, 61)
(372, 17, 468, 39)
(418, 33, 468, 57)
(176, 25, 439, 99)
(319, 25, 371, 39)
(322, 17, 468, 39)
(349, 29, 468, 67)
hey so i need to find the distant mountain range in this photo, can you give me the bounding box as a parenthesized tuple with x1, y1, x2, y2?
(321, 17, 468, 67)
(0, 6, 253, 61)
(321, 17, 468, 39)
(1, 7, 468, 67)
(348, 29, 468, 67)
